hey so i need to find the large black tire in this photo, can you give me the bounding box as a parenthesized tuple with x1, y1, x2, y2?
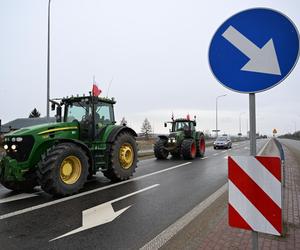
(37, 143, 89, 197)
(196, 134, 206, 158)
(0, 171, 37, 192)
(154, 139, 169, 160)
(181, 139, 196, 160)
(103, 132, 137, 182)
(170, 151, 180, 158)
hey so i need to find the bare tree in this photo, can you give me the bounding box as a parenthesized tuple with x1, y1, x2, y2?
(120, 117, 127, 126)
(141, 118, 152, 139)
(29, 108, 41, 118)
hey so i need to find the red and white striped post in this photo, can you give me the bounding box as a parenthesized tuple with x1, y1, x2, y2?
(228, 156, 282, 237)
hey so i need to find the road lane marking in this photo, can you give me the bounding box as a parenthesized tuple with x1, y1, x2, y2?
(213, 153, 219, 156)
(140, 183, 228, 250)
(201, 157, 208, 160)
(0, 192, 41, 204)
(50, 184, 160, 241)
(222, 150, 227, 153)
(0, 162, 191, 220)
(258, 139, 272, 155)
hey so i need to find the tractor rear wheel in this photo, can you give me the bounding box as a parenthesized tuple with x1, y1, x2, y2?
(196, 134, 206, 157)
(37, 143, 89, 197)
(181, 139, 196, 160)
(103, 132, 137, 182)
(154, 139, 169, 160)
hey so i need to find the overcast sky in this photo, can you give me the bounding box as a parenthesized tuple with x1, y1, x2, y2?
(0, 0, 299, 136)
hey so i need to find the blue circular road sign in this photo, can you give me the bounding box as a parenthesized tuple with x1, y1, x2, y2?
(209, 8, 300, 93)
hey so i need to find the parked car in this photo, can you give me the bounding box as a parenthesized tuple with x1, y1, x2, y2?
(213, 136, 232, 149)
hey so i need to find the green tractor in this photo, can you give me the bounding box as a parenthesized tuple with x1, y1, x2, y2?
(154, 117, 205, 160)
(0, 94, 138, 196)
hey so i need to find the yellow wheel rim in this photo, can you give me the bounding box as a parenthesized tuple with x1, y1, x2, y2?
(119, 143, 134, 169)
(60, 156, 82, 185)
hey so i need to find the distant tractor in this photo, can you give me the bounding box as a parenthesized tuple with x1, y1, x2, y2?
(0, 93, 138, 196)
(154, 117, 205, 160)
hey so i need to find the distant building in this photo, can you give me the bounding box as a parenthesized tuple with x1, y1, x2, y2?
(0, 117, 56, 134)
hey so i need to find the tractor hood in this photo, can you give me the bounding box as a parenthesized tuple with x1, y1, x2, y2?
(5, 122, 79, 137)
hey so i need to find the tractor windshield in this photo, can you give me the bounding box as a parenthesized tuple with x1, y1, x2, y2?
(66, 102, 89, 122)
(95, 103, 114, 125)
(173, 122, 189, 131)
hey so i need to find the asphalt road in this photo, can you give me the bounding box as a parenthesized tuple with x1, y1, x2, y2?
(0, 139, 268, 250)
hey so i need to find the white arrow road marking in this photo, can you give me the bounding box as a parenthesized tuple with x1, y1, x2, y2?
(222, 25, 281, 75)
(50, 184, 160, 241)
(0, 192, 41, 204)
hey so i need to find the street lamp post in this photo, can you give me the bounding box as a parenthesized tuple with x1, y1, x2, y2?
(239, 112, 246, 136)
(215, 94, 227, 137)
(46, 0, 51, 121)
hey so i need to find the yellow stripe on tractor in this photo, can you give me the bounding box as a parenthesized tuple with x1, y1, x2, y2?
(38, 126, 78, 135)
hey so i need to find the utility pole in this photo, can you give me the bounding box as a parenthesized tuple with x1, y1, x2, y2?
(214, 94, 227, 137)
(46, 0, 51, 121)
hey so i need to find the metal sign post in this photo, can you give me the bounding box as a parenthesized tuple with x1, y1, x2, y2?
(249, 93, 258, 250)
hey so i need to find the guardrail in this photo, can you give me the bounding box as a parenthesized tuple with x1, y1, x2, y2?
(274, 138, 285, 187)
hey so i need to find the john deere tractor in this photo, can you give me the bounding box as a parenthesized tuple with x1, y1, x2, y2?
(0, 95, 138, 196)
(154, 117, 205, 160)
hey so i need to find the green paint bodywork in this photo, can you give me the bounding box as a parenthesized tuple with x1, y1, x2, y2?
(0, 96, 136, 184)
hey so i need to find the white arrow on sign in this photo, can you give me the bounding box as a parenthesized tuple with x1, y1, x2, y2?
(222, 25, 281, 75)
(50, 184, 159, 241)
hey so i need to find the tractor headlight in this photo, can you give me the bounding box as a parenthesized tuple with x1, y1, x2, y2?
(11, 145, 17, 150)
(16, 137, 23, 142)
(11, 137, 16, 142)
(3, 145, 8, 150)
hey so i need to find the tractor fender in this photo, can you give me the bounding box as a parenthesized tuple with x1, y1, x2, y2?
(158, 135, 168, 141)
(107, 126, 137, 143)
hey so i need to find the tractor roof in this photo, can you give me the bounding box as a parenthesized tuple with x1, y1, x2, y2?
(173, 118, 194, 122)
(60, 95, 116, 105)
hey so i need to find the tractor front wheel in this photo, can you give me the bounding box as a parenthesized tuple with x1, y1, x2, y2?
(103, 132, 138, 182)
(154, 139, 169, 160)
(181, 139, 196, 160)
(37, 143, 89, 197)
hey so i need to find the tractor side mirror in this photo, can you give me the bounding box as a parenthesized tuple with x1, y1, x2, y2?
(193, 121, 196, 126)
(51, 102, 56, 111)
(56, 106, 62, 122)
(164, 122, 167, 127)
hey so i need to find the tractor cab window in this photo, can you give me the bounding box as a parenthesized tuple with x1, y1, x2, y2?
(95, 103, 114, 126)
(174, 122, 189, 131)
(66, 103, 89, 122)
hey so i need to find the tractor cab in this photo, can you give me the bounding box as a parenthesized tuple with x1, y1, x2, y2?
(170, 119, 196, 132)
(51, 95, 116, 141)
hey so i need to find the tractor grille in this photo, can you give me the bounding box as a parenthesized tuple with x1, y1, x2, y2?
(6, 136, 34, 162)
